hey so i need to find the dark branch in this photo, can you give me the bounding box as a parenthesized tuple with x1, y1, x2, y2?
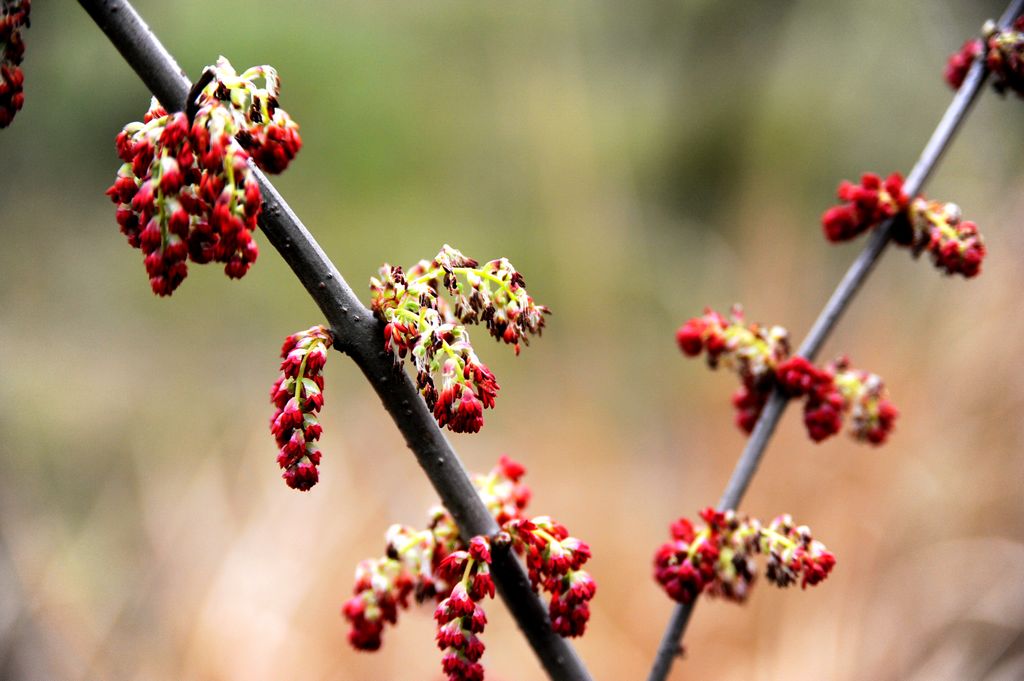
(76, 1, 593, 679)
(647, 2, 1024, 680)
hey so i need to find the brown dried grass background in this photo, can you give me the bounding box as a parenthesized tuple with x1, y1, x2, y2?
(1, 1, 1022, 679)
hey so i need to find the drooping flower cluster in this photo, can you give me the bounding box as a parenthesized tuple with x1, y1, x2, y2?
(434, 538, 494, 680)
(946, 17, 1024, 96)
(653, 507, 835, 606)
(269, 325, 332, 490)
(343, 524, 446, 651)
(107, 57, 302, 295)
(370, 245, 550, 433)
(677, 306, 898, 444)
(821, 172, 986, 278)
(0, 0, 29, 128)
(343, 456, 595, 681)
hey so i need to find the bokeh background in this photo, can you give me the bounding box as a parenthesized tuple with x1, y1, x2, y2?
(2, 1, 1023, 679)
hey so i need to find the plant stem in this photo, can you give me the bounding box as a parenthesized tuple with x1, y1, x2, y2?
(77, 1, 593, 679)
(647, 2, 1024, 679)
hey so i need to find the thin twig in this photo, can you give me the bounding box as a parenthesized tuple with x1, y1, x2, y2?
(647, 2, 1024, 679)
(76, 1, 593, 679)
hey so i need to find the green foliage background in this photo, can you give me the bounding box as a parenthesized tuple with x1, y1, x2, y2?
(1, 1, 1022, 679)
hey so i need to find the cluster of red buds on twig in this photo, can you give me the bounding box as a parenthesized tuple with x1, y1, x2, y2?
(677, 306, 898, 444)
(0, 0, 29, 128)
(821, 172, 908, 243)
(821, 172, 986, 278)
(370, 245, 549, 433)
(343, 456, 595, 681)
(654, 507, 835, 605)
(905, 197, 986, 278)
(106, 57, 302, 295)
(946, 17, 1024, 96)
(269, 325, 331, 490)
(776, 355, 898, 444)
(674, 305, 787, 434)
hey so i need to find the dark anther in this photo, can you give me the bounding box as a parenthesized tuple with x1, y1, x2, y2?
(234, 129, 253, 149)
(249, 96, 263, 124)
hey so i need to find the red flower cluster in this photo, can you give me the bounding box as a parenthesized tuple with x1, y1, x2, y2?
(504, 517, 596, 637)
(675, 305, 789, 432)
(945, 38, 983, 89)
(907, 198, 986, 278)
(777, 355, 899, 445)
(269, 325, 332, 490)
(821, 172, 909, 243)
(677, 307, 898, 444)
(778, 356, 845, 441)
(343, 456, 594, 681)
(434, 538, 494, 681)
(678, 305, 785, 432)
(821, 172, 987, 278)
(946, 17, 1024, 96)
(653, 507, 835, 605)
(343, 524, 438, 651)
(0, 0, 29, 128)
(226, 65, 302, 173)
(107, 57, 302, 295)
(370, 245, 549, 433)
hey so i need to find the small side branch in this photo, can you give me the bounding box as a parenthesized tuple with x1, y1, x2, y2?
(647, 2, 1024, 680)
(77, 1, 593, 679)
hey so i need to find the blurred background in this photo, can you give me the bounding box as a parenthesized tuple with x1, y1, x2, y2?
(2, 1, 1023, 679)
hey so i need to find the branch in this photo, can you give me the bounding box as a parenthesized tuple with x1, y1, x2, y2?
(76, 2, 594, 679)
(647, 2, 1024, 679)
